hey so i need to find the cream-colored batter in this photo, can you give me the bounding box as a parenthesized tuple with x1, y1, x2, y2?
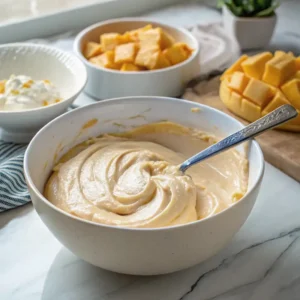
(44, 122, 248, 228)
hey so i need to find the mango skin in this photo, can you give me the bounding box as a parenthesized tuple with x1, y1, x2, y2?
(220, 51, 300, 132)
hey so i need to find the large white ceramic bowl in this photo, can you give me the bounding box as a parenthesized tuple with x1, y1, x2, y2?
(24, 97, 264, 275)
(74, 18, 200, 99)
(0, 43, 87, 143)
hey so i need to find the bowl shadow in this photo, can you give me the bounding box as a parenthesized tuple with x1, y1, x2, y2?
(41, 248, 156, 300)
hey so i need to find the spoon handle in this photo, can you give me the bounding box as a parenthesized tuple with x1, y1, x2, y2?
(180, 104, 298, 173)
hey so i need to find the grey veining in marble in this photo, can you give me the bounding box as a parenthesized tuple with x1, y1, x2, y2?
(1, 164, 300, 300)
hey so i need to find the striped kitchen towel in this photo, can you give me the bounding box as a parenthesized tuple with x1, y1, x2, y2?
(0, 142, 30, 212)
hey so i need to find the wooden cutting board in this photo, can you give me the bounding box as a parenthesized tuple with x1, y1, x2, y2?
(183, 76, 300, 182)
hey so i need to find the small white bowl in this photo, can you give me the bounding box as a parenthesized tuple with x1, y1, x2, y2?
(24, 97, 264, 275)
(0, 43, 87, 143)
(74, 18, 200, 99)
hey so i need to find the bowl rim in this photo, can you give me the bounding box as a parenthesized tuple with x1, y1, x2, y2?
(0, 42, 88, 114)
(24, 96, 265, 232)
(73, 17, 200, 75)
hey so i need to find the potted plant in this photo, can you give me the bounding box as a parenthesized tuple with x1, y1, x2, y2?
(219, 0, 279, 50)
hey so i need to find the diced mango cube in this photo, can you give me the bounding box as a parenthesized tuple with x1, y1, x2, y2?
(138, 28, 161, 48)
(241, 52, 272, 79)
(221, 73, 233, 83)
(89, 51, 120, 69)
(163, 43, 189, 65)
(147, 51, 171, 70)
(262, 91, 290, 114)
(219, 81, 231, 105)
(267, 83, 278, 99)
(241, 99, 261, 122)
(118, 32, 132, 44)
(127, 24, 153, 41)
(243, 78, 271, 107)
(231, 91, 242, 106)
(0, 80, 5, 93)
(295, 71, 300, 79)
(120, 63, 140, 71)
(262, 53, 296, 87)
(160, 30, 175, 49)
(220, 55, 248, 80)
(135, 45, 160, 68)
(84, 42, 102, 59)
(174, 42, 193, 56)
(100, 33, 122, 51)
(274, 51, 285, 58)
(138, 27, 174, 50)
(296, 57, 300, 70)
(281, 78, 300, 110)
(228, 71, 249, 93)
(114, 43, 138, 64)
(275, 51, 294, 58)
(229, 91, 242, 114)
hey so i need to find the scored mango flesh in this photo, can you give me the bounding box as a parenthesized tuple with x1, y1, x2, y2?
(220, 51, 300, 132)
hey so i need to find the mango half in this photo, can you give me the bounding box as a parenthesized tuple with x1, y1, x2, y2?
(220, 51, 300, 132)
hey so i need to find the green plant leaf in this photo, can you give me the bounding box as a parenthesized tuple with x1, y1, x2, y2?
(257, 0, 273, 10)
(253, 0, 261, 10)
(225, 2, 244, 16)
(234, 0, 244, 6)
(243, 3, 256, 15)
(251, 0, 263, 15)
(217, 0, 225, 9)
(255, 2, 279, 16)
(218, 0, 235, 8)
(221, 0, 279, 16)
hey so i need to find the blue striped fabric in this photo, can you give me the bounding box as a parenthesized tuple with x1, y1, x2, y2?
(0, 142, 30, 212)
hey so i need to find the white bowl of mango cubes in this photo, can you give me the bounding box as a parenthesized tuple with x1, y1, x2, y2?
(74, 18, 200, 99)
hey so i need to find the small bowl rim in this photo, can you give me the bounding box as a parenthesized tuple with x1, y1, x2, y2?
(73, 17, 200, 75)
(24, 96, 265, 232)
(0, 42, 87, 115)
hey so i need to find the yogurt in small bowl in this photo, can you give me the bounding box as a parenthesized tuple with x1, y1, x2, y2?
(0, 75, 61, 111)
(0, 43, 87, 143)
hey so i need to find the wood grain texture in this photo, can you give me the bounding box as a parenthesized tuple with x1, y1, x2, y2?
(183, 76, 300, 182)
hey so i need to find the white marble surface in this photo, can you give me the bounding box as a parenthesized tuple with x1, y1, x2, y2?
(1, 1, 300, 300)
(2, 163, 300, 300)
(0, 0, 105, 24)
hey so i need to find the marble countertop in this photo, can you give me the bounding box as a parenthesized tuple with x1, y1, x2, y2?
(1, 1, 300, 299)
(2, 163, 300, 300)
(0, 0, 104, 24)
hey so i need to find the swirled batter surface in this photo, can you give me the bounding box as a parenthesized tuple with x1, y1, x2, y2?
(44, 122, 248, 228)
